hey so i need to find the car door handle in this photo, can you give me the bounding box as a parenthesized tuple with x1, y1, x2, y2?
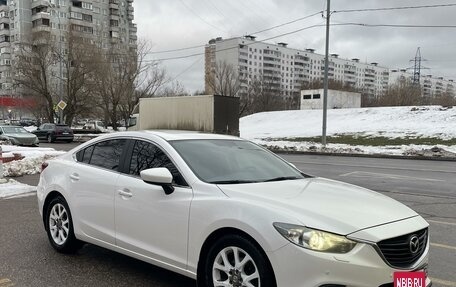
(118, 190, 133, 198)
(70, 173, 80, 181)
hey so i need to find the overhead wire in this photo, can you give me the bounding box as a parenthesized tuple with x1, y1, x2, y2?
(177, 0, 227, 33)
(333, 3, 456, 13)
(147, 10, 323, 54)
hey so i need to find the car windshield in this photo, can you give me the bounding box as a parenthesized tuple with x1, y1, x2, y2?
(170, 139, 305, 184)
(3, 127, 29, 134)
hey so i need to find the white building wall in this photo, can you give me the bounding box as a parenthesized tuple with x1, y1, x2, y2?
(300, 89, 361, 110)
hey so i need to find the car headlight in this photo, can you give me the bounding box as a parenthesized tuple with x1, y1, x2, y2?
(273, 223, 357, 253)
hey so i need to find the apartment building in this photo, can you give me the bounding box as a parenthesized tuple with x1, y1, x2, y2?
(389, 69, 455, 97)
(205, 36, 390, 103)
(0, 0, 137, 98)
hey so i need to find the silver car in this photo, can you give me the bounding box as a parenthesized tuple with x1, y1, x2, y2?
(0, 125, 39, 146)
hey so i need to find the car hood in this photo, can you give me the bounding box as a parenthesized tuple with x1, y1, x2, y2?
(217, 177, 418, 235)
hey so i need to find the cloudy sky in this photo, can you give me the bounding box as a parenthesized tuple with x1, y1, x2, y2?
(132, 0, 456, 92)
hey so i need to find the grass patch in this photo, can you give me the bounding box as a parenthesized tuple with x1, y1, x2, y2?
(270, 135, 456, 146)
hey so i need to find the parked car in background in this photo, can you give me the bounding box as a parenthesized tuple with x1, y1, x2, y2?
(83, 121, 106, 133)
(37, 131, 431, 287)
(19, 118, 38, 127)
(33, 123, 74, 143)
(0, 125, 39, 146)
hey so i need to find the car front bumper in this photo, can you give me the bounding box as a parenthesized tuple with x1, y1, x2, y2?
(267, 239, 430, 287)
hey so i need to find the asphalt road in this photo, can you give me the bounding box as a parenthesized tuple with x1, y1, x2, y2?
(1, 145, 455, 287)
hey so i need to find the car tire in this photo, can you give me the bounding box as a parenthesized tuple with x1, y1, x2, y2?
(45, 196, 83, 254)
(47, 134, 54, 143)
(199, 234, 276, 287)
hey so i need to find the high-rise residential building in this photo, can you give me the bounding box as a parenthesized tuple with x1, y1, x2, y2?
(205, 36, 390, 105)
(389, 69, 455, 97)
(0, 0, 137, 115)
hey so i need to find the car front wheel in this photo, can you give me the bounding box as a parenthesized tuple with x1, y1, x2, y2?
(201, 234, 276, 287)
(45, 196, 83, 253)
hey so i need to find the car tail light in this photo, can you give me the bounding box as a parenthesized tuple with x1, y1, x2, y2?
(41, 162, 49, 172)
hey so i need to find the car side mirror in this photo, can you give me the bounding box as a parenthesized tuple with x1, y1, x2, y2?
(140, 168, 175, 195)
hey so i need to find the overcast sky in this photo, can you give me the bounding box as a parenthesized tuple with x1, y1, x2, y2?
(132, 0, 456, 92)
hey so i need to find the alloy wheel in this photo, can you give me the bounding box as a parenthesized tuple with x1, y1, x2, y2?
(212, 246, 260, 287)
(48, 203, 70, 246)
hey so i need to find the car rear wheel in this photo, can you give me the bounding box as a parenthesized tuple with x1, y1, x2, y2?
(45, 196, 83, 253)
(200, 234, 276, 287)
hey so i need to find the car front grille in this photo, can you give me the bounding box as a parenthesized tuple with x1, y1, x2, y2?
(377, 228, 428, 268)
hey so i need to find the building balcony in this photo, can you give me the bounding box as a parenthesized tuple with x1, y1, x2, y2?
(0, 5, 8, 13)
(110, 14, 120, 21)
(109, 0, 119, 9)
(0, 17, 8, 25)
(32, 11, 50, 22)
(0, 29, 9, 37)
(32, 25, 51, 33)
(31, 0, 50, 9)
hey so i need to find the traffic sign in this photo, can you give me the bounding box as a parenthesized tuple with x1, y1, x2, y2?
(57, 100, 67, 110)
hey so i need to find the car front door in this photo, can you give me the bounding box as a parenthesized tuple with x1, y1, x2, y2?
(114, 140, 192, 269)
(36, 124, 48, 139)
(70, 139, 128, 245)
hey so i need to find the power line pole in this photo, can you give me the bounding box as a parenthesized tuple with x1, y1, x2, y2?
(322, 0, 330, 146)
(409, 47, 428, 85)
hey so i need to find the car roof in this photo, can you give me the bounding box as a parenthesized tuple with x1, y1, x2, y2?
(106, 130, 242, 141)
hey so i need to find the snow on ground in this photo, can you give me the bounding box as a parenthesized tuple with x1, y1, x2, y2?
(24, 126, 37, 132)
(0, 145, 64, 198)
(241, 106, 456, 140)
(2, 145, 65, 177)
(241, 106, 456, 157)
(0, 179, 36, 199)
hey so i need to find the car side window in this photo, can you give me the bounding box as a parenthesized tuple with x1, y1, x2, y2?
(129, 140, 187, 187)
(89, 139, 126, 171)
(76, 145, 95, 164)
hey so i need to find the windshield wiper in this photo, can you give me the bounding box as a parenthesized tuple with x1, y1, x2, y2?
(263, 176, 302, 182)
(211, 180, 258, 184)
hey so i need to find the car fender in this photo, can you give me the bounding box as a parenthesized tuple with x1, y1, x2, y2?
(186, 196, 297, 274)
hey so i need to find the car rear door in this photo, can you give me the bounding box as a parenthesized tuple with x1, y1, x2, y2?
(114, 139, 192, 269)
(70, 139, 128, 245)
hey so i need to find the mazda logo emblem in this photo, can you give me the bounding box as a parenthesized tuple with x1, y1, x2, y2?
(409, 235, 420, 254)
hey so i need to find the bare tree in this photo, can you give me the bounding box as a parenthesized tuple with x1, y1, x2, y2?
(206, 61, 241, 97)
(91, 40, 166, 130)
(57, 31, 101, 125)
(13, 31, 58, 123)
(378, 78, 422, 106)
(156, 80, 189, 97)
(431, 91, 455, 106)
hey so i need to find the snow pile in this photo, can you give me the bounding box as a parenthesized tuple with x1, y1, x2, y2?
(2, 145, 66, 177)
(241, 106, 456, 157)
(24, 126, 38, 132)
(241, 106, 456, 140)
(0, 179, 36, 198)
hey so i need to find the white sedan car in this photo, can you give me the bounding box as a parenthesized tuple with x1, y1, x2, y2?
(37, 131, 431, 287)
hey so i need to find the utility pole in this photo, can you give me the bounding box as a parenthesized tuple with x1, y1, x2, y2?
(58, 9, 63, 124)
(52, 4, 64, 124)
(322, 0, 330, 146)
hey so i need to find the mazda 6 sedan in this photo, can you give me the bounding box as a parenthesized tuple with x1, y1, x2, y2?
(37, 131, 431, 287)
